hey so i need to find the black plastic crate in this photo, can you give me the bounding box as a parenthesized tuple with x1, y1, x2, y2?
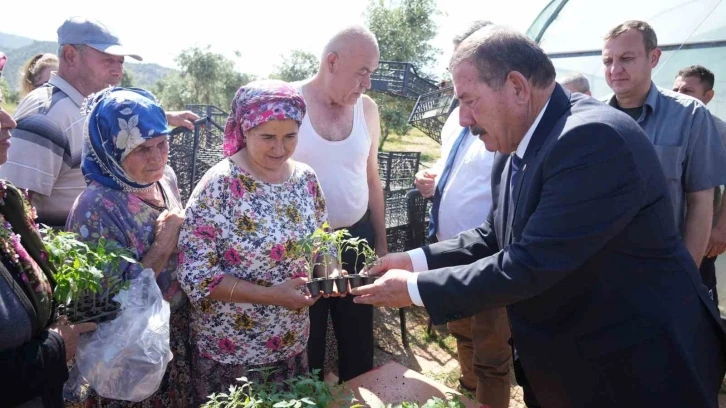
(386, 224, 409, 253)
(378, 151, 421, 192)
(167, 108, 227, 204)
(406, 189, 433, 249)
(185, 104, 229, 128)
(167, 127, 196, 204)
(408, 87, 456, 144)
(370, 61, 438, 100)
(384, 189, 409, 229)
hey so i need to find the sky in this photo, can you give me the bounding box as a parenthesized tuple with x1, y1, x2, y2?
(0, 0, 548, 78)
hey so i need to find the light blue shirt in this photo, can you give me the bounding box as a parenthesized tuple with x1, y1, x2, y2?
(605, 82, 726, 232)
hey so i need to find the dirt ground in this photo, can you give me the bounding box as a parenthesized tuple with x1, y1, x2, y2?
(368, 306, 726, 408)
(370, 306, 525, 407)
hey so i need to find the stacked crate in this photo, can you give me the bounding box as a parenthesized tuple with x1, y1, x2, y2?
(167, 105, 228, 204)
(378, 151, 421, 253)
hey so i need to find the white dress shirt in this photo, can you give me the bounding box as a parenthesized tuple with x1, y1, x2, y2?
(436, 107, 494, 241)
(406, 99, 551, 307)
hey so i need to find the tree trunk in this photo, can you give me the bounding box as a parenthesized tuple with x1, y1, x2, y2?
(379, 124, 390, 151)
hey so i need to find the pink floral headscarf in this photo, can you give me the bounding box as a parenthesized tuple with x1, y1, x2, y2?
(223, 80, 306, 157)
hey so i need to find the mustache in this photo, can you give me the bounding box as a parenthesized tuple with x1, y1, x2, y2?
(469, 125, 485, 135)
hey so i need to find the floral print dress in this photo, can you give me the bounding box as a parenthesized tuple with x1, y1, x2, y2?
(65, 167, 192, 408)
(177, 159, 328, 385)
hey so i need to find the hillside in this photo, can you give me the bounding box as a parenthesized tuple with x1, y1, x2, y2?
(0, 32, 34, 50)
(0, 32, 174, 92)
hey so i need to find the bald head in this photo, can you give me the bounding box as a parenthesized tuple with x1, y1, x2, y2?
(322, 25, 379, 61)
(310, 25, 380, 106)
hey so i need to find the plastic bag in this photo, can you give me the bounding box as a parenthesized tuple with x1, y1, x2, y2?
(74, 268, 173, 402)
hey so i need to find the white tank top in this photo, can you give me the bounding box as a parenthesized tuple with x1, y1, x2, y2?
(292, 89, 371, 229)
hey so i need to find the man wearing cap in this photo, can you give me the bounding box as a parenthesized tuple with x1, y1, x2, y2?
(0, 17, 197, 227)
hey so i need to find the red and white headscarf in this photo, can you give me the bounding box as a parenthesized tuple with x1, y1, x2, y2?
(223, 80, 306, 157)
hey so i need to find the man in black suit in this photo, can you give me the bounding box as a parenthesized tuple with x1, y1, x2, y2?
(351, 25, 726, 408)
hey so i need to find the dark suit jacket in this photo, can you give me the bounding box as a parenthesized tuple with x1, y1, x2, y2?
(417, 84, 726, 407)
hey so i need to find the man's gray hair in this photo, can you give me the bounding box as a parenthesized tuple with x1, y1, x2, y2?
(560, 73, 590, 93)
(322, 25, 378, 59)
(453, 20, 493, 47)
(449, 25, 556, 90)
(57, 44, 87, 62)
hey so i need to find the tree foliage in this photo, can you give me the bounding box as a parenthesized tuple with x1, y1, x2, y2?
(367, 0, 439, 73)
(120, 70, 135, 87)
(271, 49, 319, 83)
(366, 0, 440, 148)
(154, 46, 254, 111)
(0, 77, 19, 106)
(374, 94, 415, 149)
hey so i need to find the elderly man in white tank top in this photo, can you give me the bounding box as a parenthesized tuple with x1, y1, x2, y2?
(291, 25, 386, 383)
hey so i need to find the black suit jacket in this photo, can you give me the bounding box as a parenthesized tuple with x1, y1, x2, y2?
(417, 85, 726, 407)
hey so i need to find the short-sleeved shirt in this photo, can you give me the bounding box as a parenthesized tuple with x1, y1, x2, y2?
(0, 73, 87, 227)
(711, 115, 726, 225)
(605, 82, 726, 232)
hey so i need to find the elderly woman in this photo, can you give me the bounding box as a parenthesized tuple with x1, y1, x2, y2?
(66, 87, 191, 407)
(0, 87, 97, 408)
(178, 80, 339, 402)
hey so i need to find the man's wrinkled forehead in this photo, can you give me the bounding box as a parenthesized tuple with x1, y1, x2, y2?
(451, 60, 481, 100)
(340, 42, 378, 67)
(602, 29, 647, 55)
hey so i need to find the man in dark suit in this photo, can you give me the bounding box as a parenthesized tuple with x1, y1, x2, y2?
(351, 25, 726, 408)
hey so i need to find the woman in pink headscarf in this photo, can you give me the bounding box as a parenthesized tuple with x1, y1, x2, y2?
(177, 80, 331, 403)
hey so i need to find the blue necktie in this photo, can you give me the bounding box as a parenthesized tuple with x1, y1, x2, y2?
(507, 154, 522, 245)
(510, 154, 522, 201)
(428, 127, 470, 240)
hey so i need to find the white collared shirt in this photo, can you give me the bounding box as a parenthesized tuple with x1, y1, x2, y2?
(436, 107, 494, 241)
(406, 99, 551, 307)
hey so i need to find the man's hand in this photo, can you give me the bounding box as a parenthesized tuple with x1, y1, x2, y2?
(351, 269, 414, 308)
(166, 111, 200, 130)
(414, 169, 438, 198)
(365, 252, 414, 276)
(706, 225, 726, 258)
(50, 319, 97, 361)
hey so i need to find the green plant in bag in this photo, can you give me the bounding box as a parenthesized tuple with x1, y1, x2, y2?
(41, 226, 137, 306)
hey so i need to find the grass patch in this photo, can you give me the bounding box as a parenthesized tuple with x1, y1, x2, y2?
(422, 327, 457, 351)
(381, 128, 441, 169)
(408, 316, 457, 355)
(2, 101, 17, 115)
(425, 366, 461, 390)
